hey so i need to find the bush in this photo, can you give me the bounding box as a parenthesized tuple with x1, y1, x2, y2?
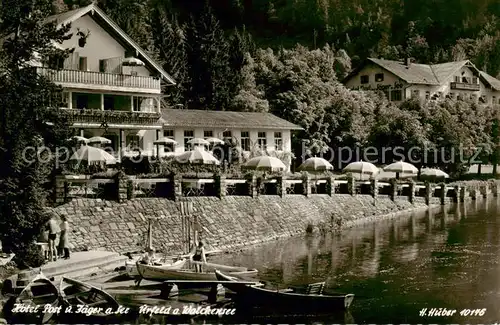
(159, 159, 220, 175)
(121, 156, 153, 175)
(14, 242, 45, 268)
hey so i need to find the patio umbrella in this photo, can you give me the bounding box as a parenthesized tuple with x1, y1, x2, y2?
(68, 136, 88, 144)
(343, 160, 379, 179)
(175, 147, 220, 165)
(420, 168, 449, 180)
(383, 161, 418, 179)
(205, 137, 224, 145)
(88, 136, 111, 145)
(298, 157, 334, 172)
(187, 138, 210, 146)
(153, 137, 177, 157)
(69, 146, 117, 164)
(243, 156, 286, 172)
(153, 137, 177, 145)
(122, 57, 145, 67)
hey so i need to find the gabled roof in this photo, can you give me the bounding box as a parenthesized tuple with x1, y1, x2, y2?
(430, 60, 472, 83)
(366, 58, 439, 85)
(479, 71, 500, 91)
(45, 3, 176, 85)
(161, 109, 303, 131)
(343, 58, 494, 87)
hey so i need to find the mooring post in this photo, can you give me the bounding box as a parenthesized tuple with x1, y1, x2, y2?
(208, 284, 225, 304)
(160, 282, 178, 300)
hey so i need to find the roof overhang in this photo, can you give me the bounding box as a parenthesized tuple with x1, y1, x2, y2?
(162, 123, 303, 131)
(51, 3, 176, 86)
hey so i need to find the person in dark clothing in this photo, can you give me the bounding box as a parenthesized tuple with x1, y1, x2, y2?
(190, 241, 206, 272)
(58, 215, 70, 259)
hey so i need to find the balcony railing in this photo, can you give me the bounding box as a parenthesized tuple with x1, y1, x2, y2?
(450, 82, 480, 91)
(38, 68, 161, 91)
(53, 109, 161, 125)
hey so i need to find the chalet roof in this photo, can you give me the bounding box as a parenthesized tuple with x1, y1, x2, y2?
(479, 71, 500, 91)
(161, 109, 303, 131)
(343, 58, 500, 87)
(45, 3, 176, 85)
(366, 58, 439, 85)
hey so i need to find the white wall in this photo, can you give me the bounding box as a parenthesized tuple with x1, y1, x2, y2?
(142, 127, 293, 157)
(345, 63, 402, 90)
(347, 63, 500, 103)
(61, 15, 152, 78)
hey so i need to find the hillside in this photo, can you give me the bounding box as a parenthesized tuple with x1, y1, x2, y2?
(56, 0, 500, 77)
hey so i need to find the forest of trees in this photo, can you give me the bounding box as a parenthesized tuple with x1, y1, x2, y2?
(55, 0, 500, 77)
(50, 0, 499, 174)
(34, 0, 500, 176)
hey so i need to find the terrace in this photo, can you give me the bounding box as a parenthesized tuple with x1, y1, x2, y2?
(38, 67, 161, 94)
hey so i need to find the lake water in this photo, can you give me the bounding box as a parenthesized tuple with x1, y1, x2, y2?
(211, 198, 500, 324)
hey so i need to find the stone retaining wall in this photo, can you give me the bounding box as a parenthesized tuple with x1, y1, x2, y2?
(51, 194, 446, 254)
(49, 180, 499, 255)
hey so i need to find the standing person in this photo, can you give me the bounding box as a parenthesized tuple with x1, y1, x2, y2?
(37, 226, 49, 261)
(47, 216, 60, 262)
(58, 215, 70, 259)
(190, 241, 206, 272)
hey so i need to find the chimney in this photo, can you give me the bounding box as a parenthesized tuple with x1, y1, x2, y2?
(405, 57, 411, 67)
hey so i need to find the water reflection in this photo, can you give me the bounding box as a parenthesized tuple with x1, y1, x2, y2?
(213, 198, 500, 323)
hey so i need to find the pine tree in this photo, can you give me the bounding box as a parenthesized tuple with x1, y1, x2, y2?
(185, 2, 233, 110)
(226, 25, 256, 106)
(149, 5, 190, 106)
(98, 0, 153, 51)
(0, 0, 73, 266)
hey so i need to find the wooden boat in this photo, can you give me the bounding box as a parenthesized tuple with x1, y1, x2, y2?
(136, 262, 258, 282)
(125, 257, 187, 277)
(190, 260, 259, 274)
(215, 270, 354, 314)
(0, 252, 15, 266)
(11, 273, 59, 324)
(59, 277, 119, 319)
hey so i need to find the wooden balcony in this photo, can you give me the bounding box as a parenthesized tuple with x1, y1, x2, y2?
(450, 82, 480, 91)
(38, 68, 161, 94)
(53, 109, 162, 129)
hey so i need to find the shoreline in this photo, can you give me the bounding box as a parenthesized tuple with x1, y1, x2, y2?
(49, 180, 499, 257)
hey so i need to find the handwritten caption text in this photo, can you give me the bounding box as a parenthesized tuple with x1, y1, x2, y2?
(419, 308, 486, 317)
(12, 303, 130, 316)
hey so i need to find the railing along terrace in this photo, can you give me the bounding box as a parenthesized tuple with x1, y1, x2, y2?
(225, 179, 249, 196)
(53, 174, 494, 205)
(38, 67, 161, 90)
(131, 177, 173, 198)
(52, 109, 161, 125)
(450, 82, 480, 91)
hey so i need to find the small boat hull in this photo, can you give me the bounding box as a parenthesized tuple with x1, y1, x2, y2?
(215, 270, 354, 315)
(137, 263, 258, 282)
(59, 277, 119, 320)
(9, 273, 59, 324)
(125, 258, 187, 277)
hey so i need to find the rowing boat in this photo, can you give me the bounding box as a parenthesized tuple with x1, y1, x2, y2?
(136, 262, 258, 282)
(125, 258, 187, 277)
(215, 270, 354, 315)
(11, 273, 59, 324)
(59, 277, 119, 320)
(190, 260, 258, 273)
